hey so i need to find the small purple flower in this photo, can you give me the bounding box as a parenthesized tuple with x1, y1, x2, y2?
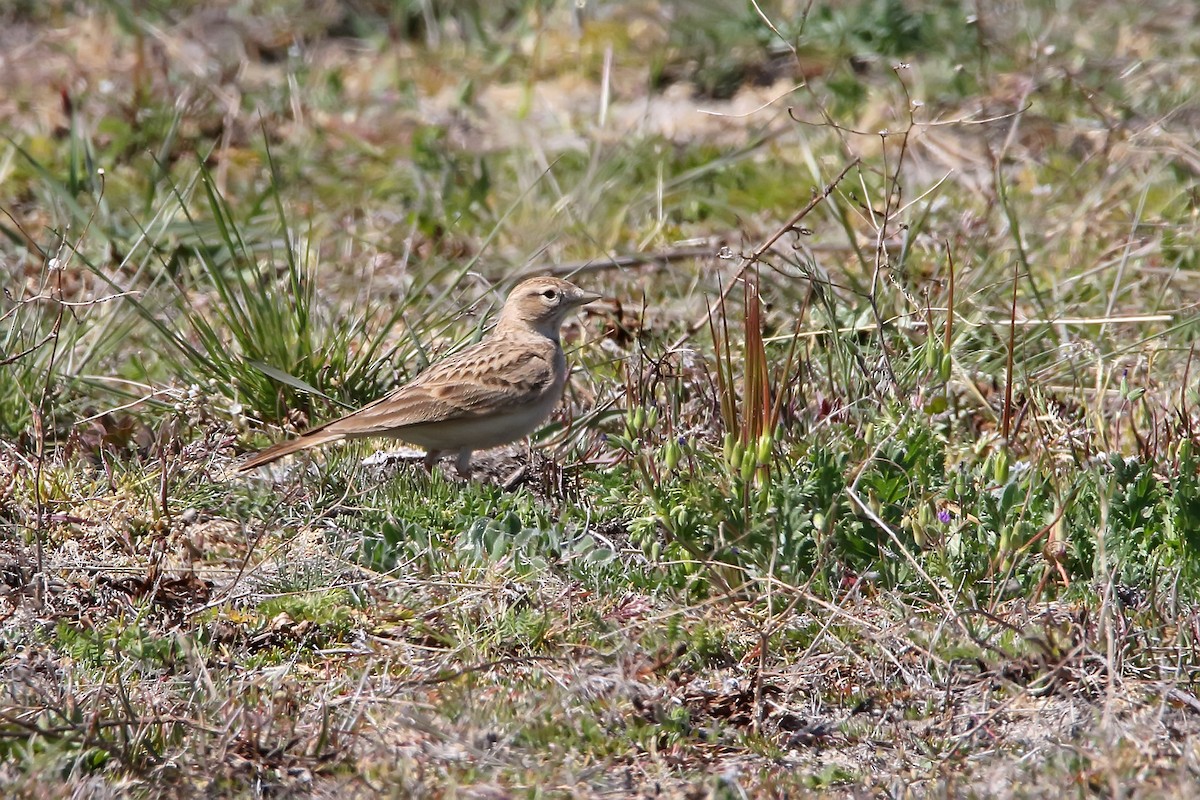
(937, 508, 952, 524)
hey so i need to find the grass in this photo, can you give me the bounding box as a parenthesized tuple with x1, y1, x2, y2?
(3, 0, 1200, 796)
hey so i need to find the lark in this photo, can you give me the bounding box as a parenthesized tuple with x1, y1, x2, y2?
(238, 277, 600, 477)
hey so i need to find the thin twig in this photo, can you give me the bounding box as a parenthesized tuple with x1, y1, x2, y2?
(668, 159, 860, 353)
(520, 237, 879, 280)
(1002, 249, 1020, 442)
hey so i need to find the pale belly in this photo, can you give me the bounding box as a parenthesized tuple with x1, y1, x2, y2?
(377, 390, 563, 453)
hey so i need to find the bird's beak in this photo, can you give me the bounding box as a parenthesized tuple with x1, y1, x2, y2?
(573, 289, 603, 306)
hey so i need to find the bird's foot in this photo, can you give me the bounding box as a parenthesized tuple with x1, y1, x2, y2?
(455, 449, 474, 478)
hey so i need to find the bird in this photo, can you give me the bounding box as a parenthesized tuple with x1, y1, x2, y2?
(237, 276, 601, 477)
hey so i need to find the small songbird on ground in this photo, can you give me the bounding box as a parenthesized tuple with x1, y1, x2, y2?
(238, 276, 600, 477)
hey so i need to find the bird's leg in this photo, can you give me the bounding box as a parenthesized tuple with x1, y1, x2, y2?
(455, 449, 474, 478)
(423, 450, 442, 472)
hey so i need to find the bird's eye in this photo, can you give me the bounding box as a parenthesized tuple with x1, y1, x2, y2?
(542, 289, 558, 299)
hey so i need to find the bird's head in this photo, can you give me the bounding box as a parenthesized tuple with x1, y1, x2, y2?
(497, 277, 601, 339)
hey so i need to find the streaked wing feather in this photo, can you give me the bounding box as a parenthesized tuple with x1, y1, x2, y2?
(325, 340, 556, 436)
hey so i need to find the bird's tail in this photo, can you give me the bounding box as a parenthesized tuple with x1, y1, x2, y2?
(237, 428, 345, 472)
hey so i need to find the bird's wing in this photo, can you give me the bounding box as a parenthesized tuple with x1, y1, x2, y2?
(323, 339, 558, 437)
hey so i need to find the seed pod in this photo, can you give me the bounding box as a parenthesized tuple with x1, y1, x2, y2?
(993, 448, 1010, 484)
(664, 439, 681, 470)
(756, 432, 773, 466)
(740, 453, 756, 482)
(912, 519, 927, 549)
(673, 505, 689, 529)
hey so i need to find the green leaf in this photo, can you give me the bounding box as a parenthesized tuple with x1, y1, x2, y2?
(246, 359, 351, 408)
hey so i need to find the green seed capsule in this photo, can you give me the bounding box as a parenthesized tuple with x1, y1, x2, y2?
(925, 341, 940, 370)
(939, 352, 952, 382)
(912, 519, 927, 549)
(993, 448, 1010, 484)
(664, 440, 681, 470)
(674, 505, 689, 528)
(729, 441, 744, 471)
(740, 454, 756, 482)
(756, 432, 773, 465)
